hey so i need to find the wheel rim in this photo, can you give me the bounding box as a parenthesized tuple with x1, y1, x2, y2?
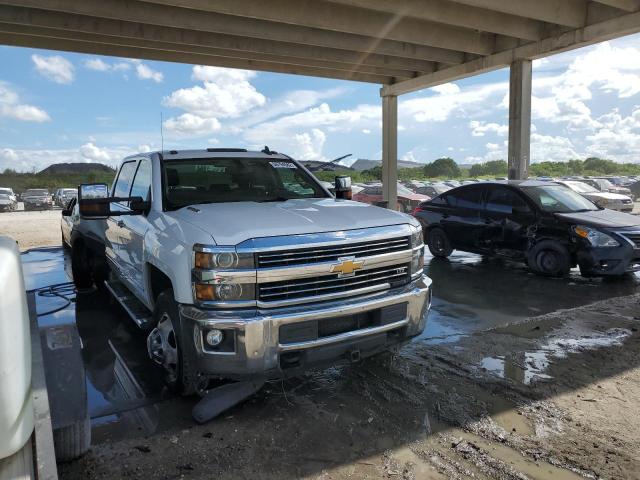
(147, 313, 179, 384)
(537, 250, 559, 273)
(431, 232, 445, 254)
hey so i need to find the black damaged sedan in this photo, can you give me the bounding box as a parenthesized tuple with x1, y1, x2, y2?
(413, 180, 640, 277)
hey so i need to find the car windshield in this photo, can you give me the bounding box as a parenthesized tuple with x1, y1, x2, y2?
(0, 188, 11, 195)
(162, 157, 330, 210)
(522, 185, 599, 213)
(565, 181, 598, 193)
(62, 189, 77, 195)
(432, 184, 450, 194)
(596, 178, 614, 188)
(397, 185, 416, 196)
(24, 189, 49, 196)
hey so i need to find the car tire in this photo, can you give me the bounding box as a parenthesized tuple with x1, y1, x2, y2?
(148, 289, 202, 396)
(427, 227, 453, 258)
(527, 240, 570, 277)
(71, 242, 93, 289)
(53, 415, 91, 462)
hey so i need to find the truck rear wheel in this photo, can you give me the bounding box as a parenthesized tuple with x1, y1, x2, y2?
(147, 290, 201, 396)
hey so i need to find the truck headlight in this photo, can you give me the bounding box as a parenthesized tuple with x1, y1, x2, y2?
(195, 283, 255, 302)
(410, 225, 424, 248)
(573, 226, 619, 247)
(194, 247, 254, 269)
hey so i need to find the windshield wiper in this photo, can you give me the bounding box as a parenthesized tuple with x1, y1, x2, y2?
(258, 196, 291, 203)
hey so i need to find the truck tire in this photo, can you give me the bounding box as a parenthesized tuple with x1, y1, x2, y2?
(148, 290, 200, 396)
(427, 227, 453, 258)
(53, 415, 91, 462)
(527, 240, 570, 277)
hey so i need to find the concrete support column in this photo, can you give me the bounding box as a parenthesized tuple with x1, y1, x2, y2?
(382, 94, 398, 210)
(507, 59, 532, 180)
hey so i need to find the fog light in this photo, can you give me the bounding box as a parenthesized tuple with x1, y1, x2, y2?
(215, 283, 242, 300)
(206, 329, 224, 346)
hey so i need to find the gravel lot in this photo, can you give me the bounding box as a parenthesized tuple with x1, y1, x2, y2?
(0, 208, 62, 250)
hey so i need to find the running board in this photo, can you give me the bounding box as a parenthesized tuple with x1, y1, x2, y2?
(104, 280, 154, 329)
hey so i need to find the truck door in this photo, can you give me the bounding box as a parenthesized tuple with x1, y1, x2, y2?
(105, 160, 138, 281)
(120, 159, 152, 297)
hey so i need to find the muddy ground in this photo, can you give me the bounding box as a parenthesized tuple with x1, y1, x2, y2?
(10, 215, 640, 479)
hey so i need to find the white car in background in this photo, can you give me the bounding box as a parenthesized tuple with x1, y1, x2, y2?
(558, 180, 634, 213)
(0, 188, 18, 212)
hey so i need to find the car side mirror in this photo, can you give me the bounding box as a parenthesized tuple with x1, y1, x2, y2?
(61, 207, 72, 217)
(334, 175, 352, 200)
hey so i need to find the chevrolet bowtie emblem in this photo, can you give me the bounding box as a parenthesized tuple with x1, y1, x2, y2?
(330, 257, 364, 277)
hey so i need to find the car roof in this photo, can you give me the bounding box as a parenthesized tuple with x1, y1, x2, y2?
(125, 149, 293, 161)
(457, 179, 559, 188)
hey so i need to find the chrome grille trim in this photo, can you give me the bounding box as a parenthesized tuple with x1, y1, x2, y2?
(619, 231, 640, 248)
(256, 237, 410, 267)
(257, 264, 410, 307)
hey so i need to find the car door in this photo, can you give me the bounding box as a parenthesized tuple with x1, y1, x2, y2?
(120, 158, 152, 297)
(440, 185, 486, 250)
(482, 186, 535, 255)
(105, 160, 138, 278)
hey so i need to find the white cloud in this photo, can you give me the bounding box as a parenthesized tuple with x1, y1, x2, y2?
(469, 120, 508, 137)
(431, 83, 460, 95)
(135, 62, 163, 83)
(192, 66, 256, 83)
(291, 129, 326, 160)
(84, 58, 110, 72)
(531, 133, 580, 162)
(163, 113, 221, 138)
(0, 144, 140, 171)
(0, 82, 50, 122)
(31, 54, 74, 84)
(584, 107, 640, 161)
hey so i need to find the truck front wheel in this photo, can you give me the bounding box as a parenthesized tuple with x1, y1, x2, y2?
(147, 290, 201, 396)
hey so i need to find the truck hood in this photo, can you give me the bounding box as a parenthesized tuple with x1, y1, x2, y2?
(166, 198, 417, 245)
(555, 208, 640, 228)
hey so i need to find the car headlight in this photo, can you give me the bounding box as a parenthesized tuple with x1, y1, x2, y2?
(194, 247, 254, 270)
(573, 226, 619, 247)
(410, 225, 424, 248)
(194, 282, 255, 302)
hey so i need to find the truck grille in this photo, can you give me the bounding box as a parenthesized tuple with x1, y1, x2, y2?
(256, 236, 410, 268)
(620, 232, 640, 248)
(258, 264, 410, 304)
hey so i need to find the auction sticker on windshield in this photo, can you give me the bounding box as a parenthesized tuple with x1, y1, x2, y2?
(270, 162, 297, 169)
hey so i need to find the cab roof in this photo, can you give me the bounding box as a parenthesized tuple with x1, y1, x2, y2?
(125, 148, 293, 161)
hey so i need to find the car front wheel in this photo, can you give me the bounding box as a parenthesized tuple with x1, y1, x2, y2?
(527, 240, 570, 277)
(427, 227, 453, 258)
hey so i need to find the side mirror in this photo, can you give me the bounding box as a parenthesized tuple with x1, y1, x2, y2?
(78, 183, 111, 218)
(334, 175, 352, 200)
(129, 197, 150, 215)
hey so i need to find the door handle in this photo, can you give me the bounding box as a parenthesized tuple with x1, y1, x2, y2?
(117, 220, 125, 228)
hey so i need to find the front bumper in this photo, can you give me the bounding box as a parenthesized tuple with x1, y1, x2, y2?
(179, 274, 432, 379)
(577, 233, 640, 275)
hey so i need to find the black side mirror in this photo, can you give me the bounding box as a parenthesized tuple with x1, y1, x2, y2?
(334, 175, 352, 200)
(130, 197, 150, 215)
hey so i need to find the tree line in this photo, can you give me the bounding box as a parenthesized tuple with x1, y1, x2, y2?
(0, 168, 116, 193)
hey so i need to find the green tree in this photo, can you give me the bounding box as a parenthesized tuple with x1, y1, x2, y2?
(424, 157, 461, 178)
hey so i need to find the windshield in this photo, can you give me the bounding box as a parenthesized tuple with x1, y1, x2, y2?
(162, 157, 330, 210)
(522, 185, 599, 213)
(596, 178, 614, 188)
(24, 189, 49, 196)
(397, 185, 416, 196)
(565, 181, 598, 193)
(0, 188, 12, 195)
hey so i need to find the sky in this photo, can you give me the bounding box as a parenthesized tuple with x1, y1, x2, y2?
(1, 32, 640, 172)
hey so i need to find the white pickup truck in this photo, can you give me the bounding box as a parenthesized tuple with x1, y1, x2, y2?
(71, 148, 432, 395)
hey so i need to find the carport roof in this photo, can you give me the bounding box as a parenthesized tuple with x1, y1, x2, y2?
(0, 0, 639, 95)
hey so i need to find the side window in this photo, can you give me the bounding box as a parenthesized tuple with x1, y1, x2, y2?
(113, 161, 138, 199)
(129, 160, 152, 201)
(446, 187, 483, 209)
(486, 187, 529, 214)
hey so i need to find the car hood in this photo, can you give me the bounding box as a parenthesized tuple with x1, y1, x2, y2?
(588, 192, 629, 200)
(166, 198, 417, 245)
(555, 209, 640, 228)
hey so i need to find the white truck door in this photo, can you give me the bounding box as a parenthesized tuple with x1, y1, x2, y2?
(105, 160, 138, 280)
(122, 158, 153, 297)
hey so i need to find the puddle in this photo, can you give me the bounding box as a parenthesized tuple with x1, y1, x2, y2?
(480, 328, 632, 384)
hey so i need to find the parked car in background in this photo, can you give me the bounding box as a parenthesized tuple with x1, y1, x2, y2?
(629, 180, 640, 201)
(55, 188, 77, 207)
(0, 187, 18, 212)
(22, 189, 52, 211)
(583, 177, 632, 197)
(557, 180, 633, 213)
(353, 183, 429, 213)
(414, 180, 640, 277)
(414, 183, 451, 198)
